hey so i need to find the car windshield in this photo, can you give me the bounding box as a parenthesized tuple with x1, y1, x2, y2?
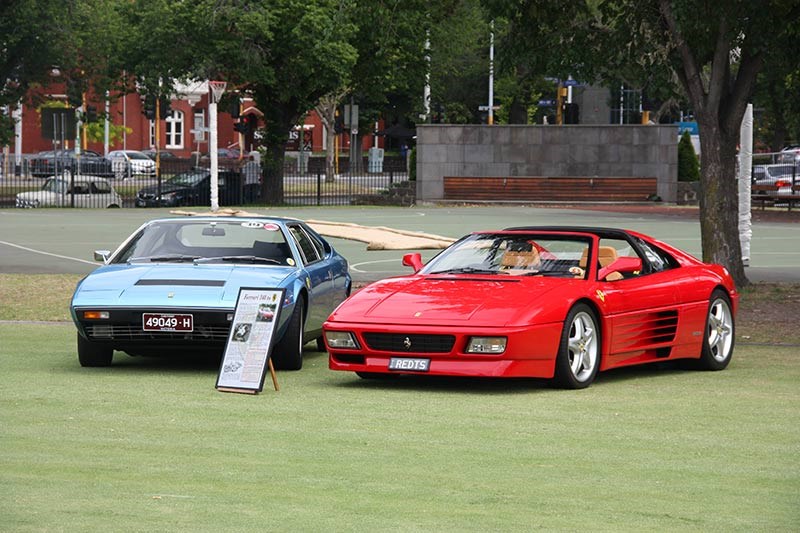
(41, 178, 68, 193)
(168, 171, 208, 186)
(114, 220, 293, 265)
(421, 233, 592, 277)
(127, 152, 150, 160)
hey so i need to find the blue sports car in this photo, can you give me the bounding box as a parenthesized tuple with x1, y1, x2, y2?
(70, 216, 351, 369)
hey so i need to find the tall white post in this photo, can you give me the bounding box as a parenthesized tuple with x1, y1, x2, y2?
(209, 97, 219, 211)
(423, 30, 430, 122)
(488, 20, 494, 125)
(103, 91, 110, 156)
(738, 103, 753, 266)
(13, 103, 22, 172)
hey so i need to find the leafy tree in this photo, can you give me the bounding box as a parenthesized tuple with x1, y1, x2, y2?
(0, 0, 76, 145)
(487, 0, 800, 286)
(120, 0, 359, 203)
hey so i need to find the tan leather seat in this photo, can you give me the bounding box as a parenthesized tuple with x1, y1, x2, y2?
(501, 247, 541, 270)
(580, 246, 618, 268)
(580, 246, 623, 280)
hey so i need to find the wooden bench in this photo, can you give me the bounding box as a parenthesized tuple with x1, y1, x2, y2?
(751, 184, 800, 211)
(443, 176, 658, 202)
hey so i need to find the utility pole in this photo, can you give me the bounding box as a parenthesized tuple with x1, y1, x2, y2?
(488, 20, 494, 125)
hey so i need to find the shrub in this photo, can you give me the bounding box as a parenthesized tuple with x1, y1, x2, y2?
(678, 130, 700, 182)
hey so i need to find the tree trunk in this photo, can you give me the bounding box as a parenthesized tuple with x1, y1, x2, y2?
(696, 116, 748, 287)
(261, 141, 285, 205)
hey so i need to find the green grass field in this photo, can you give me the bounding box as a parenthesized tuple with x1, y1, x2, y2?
(2, 330, 799, 529)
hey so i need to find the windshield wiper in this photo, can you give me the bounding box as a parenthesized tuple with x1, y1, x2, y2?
(522, 270, 570, 277)
(194, 255, 280, 264)
(429, 266, 500, 275)
(130, 255, 200, 263)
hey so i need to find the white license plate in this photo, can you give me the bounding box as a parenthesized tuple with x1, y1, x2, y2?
(388, 357, 430, 372)
(142, 313, 193, 332)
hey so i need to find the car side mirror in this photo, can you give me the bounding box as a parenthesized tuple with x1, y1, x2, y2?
(94, 250, 111, 263)
(402, 253, 424, 272)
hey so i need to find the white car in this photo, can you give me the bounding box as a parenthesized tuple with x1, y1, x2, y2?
(107, 150, 157, 179)
(16, 175, 123, 208)
(778, 145, 800, 164)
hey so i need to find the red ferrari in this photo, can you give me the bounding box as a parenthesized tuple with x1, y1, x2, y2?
(324, 227, 738, 389)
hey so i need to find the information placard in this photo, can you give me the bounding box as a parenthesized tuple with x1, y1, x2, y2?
(216, 288, 285, 393)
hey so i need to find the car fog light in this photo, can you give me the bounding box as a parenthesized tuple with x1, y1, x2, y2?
(83, 311, 110, 320)
(466, 337, 507, 354)
(324, 331, 360, 349)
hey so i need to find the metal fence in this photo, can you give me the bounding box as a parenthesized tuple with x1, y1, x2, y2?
(0, 153, 409, 209)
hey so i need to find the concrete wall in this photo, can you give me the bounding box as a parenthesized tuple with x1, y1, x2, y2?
(416, 124, 678, 202)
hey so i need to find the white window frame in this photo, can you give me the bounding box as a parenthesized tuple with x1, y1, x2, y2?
(165, 110, 184, 149)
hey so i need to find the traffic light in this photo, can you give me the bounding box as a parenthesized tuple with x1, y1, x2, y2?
(159, 97, 170, 119)
(85, 105, 98, 123)
(334, 108, 344, 133)
(564, 103, 579, 124)
(234, 114, 257, 134)
(143, 95, 156, 120)
(66, 78, 83, 107)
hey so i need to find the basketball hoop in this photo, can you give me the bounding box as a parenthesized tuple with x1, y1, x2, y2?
(209, 80, 227, 104)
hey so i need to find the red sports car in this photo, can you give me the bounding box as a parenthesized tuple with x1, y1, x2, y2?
(324, 227, 738, 389)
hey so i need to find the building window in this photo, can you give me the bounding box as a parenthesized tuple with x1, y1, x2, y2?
(193, 109, 206, 142)
(149, 120, 155, 148)
(165, 110, 184, 149)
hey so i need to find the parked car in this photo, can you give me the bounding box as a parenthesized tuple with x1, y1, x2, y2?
(70, 216, 351, 369)
(28, 149, 113, 178)
(752, 163, 800, 197)
(15, 175, 122, 208)
(325, 227, 737, 389)
(202, 147, 242, 160)
(107, 150, 157, 179)
(141, 149, 177, 161)
(135, 168, 242, 207)
(778, 145, 800, 164)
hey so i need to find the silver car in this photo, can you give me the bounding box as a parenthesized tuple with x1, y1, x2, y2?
(752, 164, 799, 197)
(107, 150, 157, 179)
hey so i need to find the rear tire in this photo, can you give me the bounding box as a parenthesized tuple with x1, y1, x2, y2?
(272, 296, 305, 371)
(315, 337, 326, 352)
(77, 333, 113, 367)
(552, 304, 600, 389)
(698, 290, 735, 370)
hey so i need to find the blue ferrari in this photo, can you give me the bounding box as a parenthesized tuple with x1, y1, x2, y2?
(70, 216, 351, 369)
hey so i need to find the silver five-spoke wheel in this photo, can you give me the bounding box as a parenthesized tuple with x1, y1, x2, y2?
(699, 290, 735, 370)
(554, 304, 600, 389)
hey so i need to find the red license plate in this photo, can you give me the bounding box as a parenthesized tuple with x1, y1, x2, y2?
(142, 313, 193, 332)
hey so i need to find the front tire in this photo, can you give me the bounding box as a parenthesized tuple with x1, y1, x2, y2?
(77, 333, 113, 367)
(698, 290, 735, 370)
(272, 296, 305, 371)
(553, 304, 600, 389)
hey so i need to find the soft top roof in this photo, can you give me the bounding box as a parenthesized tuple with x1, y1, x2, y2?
(501, 226, 633, 240)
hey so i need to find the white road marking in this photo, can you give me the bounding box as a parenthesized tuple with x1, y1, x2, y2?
(350, 258, 406, 273)
(0, 240, 97, 265)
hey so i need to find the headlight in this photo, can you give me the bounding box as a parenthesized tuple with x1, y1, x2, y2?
(324, 331, 360, 349)
(466, 337, 507, 354)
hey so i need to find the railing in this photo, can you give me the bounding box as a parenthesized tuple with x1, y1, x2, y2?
(0, 153, 410, 209)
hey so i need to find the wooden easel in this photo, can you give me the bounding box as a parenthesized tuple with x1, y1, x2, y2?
(217, 358, 280, 394)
